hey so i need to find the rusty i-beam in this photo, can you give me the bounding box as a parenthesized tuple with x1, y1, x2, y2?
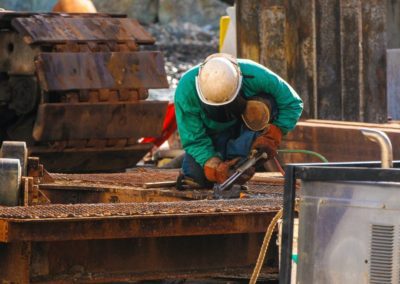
(0, 168, 286, 283)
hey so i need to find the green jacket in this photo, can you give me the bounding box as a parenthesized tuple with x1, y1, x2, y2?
(174, 59, 303, 167)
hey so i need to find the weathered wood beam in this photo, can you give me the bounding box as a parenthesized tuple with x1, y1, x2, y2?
(340, 0, 362, 121)
(315, 0, 341, 120)
(361, 0, 387, 123)
(284, 0, 316, 119)
(236, 0, 260, 61)
(259, 0, 287, 79)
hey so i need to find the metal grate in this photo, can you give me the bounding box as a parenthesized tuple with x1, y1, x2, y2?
(370, 224, 394, 284)
(0, 198, 281, 220)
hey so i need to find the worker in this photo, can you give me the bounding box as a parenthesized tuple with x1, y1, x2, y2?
(52, 0, 97, 13)
(174, 53, 303, 188)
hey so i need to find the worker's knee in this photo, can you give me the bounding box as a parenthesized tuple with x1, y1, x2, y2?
(181, 153, 212, 188)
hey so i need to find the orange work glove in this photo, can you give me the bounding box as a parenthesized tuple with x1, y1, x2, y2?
(204, 157, 256, 184)
(204, 157, 240, 184)
(251, 124, 283, 159)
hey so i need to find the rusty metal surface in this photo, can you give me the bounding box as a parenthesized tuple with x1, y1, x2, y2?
(282, 119, 400, 163)
(41, 169, 286, 203)
(50, 168, 181, 187)
(1, 12, 169, 173)
(0, 200, 279, 242)
(0, 12, 125, 29)
(12, 15, 154, 44)
(1, 235, 278, 283)
(31, 144, 154, 173)
(0, 198, 280, 220)
(32, 101, 168, 141)
(36, 51, 168, 91)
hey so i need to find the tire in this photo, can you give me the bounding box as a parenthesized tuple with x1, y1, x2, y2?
(0, 158, 21, 206)
(0, 141, 27, 176)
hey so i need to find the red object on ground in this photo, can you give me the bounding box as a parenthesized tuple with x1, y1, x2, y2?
(142, 103, 177, 147)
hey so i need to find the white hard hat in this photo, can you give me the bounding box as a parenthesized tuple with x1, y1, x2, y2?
(195, 53, 242, 106)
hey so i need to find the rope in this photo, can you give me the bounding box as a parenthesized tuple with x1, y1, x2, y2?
(249, 208, 283, 284)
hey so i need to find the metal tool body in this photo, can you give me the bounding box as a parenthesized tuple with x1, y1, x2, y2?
(213, 151, 268, 198)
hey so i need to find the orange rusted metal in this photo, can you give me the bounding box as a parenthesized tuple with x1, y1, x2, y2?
(0, 159, 285, 282)
(0, 12, 169, 173)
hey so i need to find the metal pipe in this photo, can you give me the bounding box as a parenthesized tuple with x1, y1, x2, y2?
(360, 128, 393, 168)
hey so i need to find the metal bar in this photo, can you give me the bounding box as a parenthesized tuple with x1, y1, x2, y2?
(361, 128, 393, 168)
(295, 166, 400, 182)
(279, 165, 296, 284)
(290, 160, 400, 168)
(0, 211, 277, 243)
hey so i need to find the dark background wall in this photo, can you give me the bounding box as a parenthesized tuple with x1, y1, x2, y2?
(237, 0, 400, 123)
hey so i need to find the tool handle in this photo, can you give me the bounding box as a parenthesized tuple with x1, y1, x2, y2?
(236, 152, 268, 173)
(218, 152, 268, 191)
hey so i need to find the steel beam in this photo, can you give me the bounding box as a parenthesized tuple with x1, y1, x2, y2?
(33, 101, 168, 141)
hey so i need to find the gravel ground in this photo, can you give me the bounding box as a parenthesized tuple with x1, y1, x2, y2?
(144, 22, 219, 89)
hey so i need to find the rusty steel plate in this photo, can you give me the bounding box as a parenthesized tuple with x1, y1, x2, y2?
(12, 15, 154, 44)
(31, 143, 154, 173)
(37, 169, 286, 204)
(0, 198, 280, 220)
(0, 198, 281, 242)
(32, 101, 168, 141)
(35, 51, 169, 91)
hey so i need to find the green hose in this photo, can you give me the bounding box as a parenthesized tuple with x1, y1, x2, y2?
(278, 149, 329, 163)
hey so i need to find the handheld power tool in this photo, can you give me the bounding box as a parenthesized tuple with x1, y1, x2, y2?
(213, 150, 268, 199)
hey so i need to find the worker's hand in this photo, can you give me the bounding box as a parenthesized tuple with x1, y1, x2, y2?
(204, 157, 240, 184)
(252, 124, 282, 159)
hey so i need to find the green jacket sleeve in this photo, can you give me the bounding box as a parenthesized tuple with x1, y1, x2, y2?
(240, 60, 303, 134)
(174, 72, 220, 167)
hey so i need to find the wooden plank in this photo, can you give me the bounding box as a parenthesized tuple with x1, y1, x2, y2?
(285, 0, 316, 119)
(386, 0, 400, 49)
(35, 51, 169, 91)
(361, 0, 387, 123)
(315, 0, 342, 119)
(32, 101, 168, 141)
(259, 1, 287, 79)
(340, 0, 362, 121)
(236, 0, 260, 61)
(30, 143, 153, 173)
(387, 49, 400, 120)
(11, 16, 154, 44)
(281, 120, 400, 163)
